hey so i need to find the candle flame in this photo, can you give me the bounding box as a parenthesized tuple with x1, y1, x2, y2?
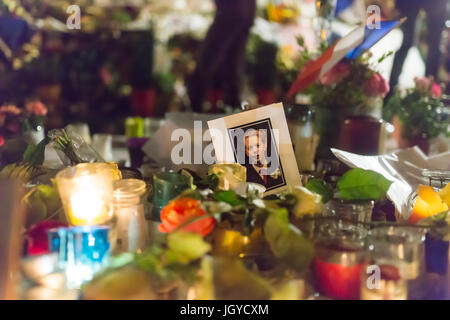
(70, 191, 104, 225)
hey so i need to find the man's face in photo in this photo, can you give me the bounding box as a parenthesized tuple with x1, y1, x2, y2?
(244, 130, 267, 163)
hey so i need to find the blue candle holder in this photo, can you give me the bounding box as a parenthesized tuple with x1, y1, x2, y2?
(47, 225, 110, 289)
(48, 227, 70, 268)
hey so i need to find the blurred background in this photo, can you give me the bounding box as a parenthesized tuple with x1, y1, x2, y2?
(0, 0, 449, 134)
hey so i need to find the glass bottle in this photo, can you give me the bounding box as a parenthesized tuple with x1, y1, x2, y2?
(112, 179, 148, 253)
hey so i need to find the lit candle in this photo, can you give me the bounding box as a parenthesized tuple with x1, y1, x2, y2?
(56, 163, 115, 226)
(313, 222, 368, 299)
(69, 176, 105, 225)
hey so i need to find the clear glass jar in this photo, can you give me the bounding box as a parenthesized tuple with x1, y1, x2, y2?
(421, 169, 450, 188)
(283, 103, 316, 172)
(112, 179, 148, 254)
(367, 226, 425, 280)
(314, 222, 368, 299)
(325, 198, 374, 225)
(360, 264, 407, 300)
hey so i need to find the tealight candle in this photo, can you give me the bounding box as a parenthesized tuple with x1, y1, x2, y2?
(56, 163, 115, 226)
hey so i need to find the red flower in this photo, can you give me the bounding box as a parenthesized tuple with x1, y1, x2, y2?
(158, 198, 216, 237)
(364, 72, 390, 98)
(0, 135, 4, 147)
(27, 220, 68, 256)
(319, 62, 351, 85)
(26, 101, 48, 116)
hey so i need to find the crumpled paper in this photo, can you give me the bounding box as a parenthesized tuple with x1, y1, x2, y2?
(142, 112, 223, 176)
(331, 146, 450, 220)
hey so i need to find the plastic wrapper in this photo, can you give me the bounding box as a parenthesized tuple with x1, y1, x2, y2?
(47, 127, 105, 166)
(331, 147, 450, 220)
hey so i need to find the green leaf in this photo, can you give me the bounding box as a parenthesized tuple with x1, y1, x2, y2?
(23, 136, 50, 166)
(213, 190, 245, 206)
(263, 208, 314, 272)
(166, 232, 211, 265)
(305, 178, 333, 203)
(212, 257, 272, 300)
(337, 168, 393, 201)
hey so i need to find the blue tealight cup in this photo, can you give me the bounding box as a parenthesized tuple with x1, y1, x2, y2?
(48, 227, 70, 268)
(48, 225, 111, 288)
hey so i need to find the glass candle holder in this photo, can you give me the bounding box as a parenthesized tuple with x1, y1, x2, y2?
(151, 172, 191, 221)
(112, 179, 148, 253)
(325, 198, 374, 225)
(314, 222, 368, 299)
(125, 117, 144, 138)
(283, 103, 317, 172)
(126, 137, 149, 169)
(55, 163, 114, 226)
(65, 226, 110, 289)
(360, 264, 407, 300)
(48, 227, 70, 268)
(338, 116, 383, 155)
(367, 226, 425, 280)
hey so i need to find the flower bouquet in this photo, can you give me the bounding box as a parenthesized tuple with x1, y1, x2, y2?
(383, 76, 448, 154)
(295, 40, 391, 157)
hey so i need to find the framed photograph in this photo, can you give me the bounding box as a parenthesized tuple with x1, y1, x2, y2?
(207, 103, 301, 195)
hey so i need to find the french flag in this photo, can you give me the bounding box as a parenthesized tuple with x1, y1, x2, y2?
(287, 19, 402, 98)
(334, 0, 366, 24)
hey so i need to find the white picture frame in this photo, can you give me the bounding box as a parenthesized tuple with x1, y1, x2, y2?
(207, 103, 301, 195)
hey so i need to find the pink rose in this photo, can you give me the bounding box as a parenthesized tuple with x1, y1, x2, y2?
(26, 101, 47, 116)
(431, 82, 442, 99)
(364, 72, 390, 98)
(319, 62, 351, 85)
(0, 135, 4, 148)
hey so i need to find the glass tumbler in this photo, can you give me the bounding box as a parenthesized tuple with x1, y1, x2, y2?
(367, 226, 426, 280)
(151, 172, 192, 221)
(325, 198, 374, 225)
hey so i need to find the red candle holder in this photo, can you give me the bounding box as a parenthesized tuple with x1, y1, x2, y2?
(314, 222, 368, 299)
